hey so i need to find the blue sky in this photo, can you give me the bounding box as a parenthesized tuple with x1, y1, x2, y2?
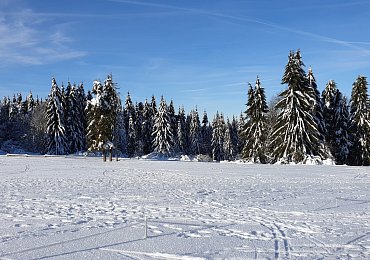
(1, 0, 370, 118)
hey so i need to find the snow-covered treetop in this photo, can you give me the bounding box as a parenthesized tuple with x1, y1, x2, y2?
(322, 80, 337, 109)
(307, 67, 316, 84)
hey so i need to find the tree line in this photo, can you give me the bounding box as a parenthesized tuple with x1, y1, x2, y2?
(0, 50, 369, 165)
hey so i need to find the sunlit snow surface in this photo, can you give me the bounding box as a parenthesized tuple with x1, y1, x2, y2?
(1, 156, 370, 259)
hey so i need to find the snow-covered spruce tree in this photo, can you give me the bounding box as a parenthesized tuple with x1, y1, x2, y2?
(347, 76, 370, 166)
(176, 106, 188, 154)
(114, 100, 126, 155)
(333, 91, 350, 164)
(239, 84, 254, 157)
(231, 116, 239, 159)
(122, 93, 136, 155)
(20, 94, 28, 115)
(211, 112, 225, 161)
(63, 82, 86, 154)
(200, 110, 212, 156)
(242, 77, 268, 163)
(152, 96, 173, 156)
(185, 113, 192, 154)
(86, 75, 119, 152)
(76, 83, 87, 151)
(308, 68, 326, 143)
(46, 78, 68, 155)
(103, 75, 120, 148)
(150, 95, 157, 116)
(65, 84, 79, 154)
(127, 114, 137, 157)
(189, 108, 201, 155)
(321, 80, 339, 156)
(148, 95, 158, 151)
(25, 91, 35, 114)
(15, 93, 22, 113)
(270, 50, 325, 163)
(9, 95, 18, 121)
(123, 92, 135, 136)
(168, 100, 178, 152)
(168, 100, 177, 132)
(7, 92, 32, 150)
(86, 80, 103, 151)
(142, 99, 154, 155)
(135, 102, 144, 156)
(7, 94, 26, 146)
(223, 118, 235, 161)
(237, 112, 245, 154)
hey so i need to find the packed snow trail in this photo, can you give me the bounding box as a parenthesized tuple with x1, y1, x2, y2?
(0, 156, 370, 259)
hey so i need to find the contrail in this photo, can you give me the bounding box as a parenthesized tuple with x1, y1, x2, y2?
(111, 0, 370, 54)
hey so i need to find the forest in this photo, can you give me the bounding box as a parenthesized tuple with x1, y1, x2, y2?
(0, 50, 369, 165)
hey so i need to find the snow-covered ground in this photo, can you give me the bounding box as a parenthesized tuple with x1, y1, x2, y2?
(1, 156, 370, 259)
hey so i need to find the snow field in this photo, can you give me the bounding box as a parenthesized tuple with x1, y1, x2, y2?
(0, 156, 370, 259)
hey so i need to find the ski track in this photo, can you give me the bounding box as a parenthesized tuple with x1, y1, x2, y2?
(0, 157, 370, 259)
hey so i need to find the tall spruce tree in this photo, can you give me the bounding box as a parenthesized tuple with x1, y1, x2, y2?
(86, 80, 104, 151)
(46, 78, 68, 155)
(152, 96, 173, 156)
(185, 113, 192, 154)
(124, 92, 135, 135)
(86, 75, 119, 152)
(237, 112, 245, 154)
(62, 82, 86, 154)
(189, 108, 201, 155)
(114, 98, 126, 155)
(168, 100, 178, 153)
(322, 80, 338, 156)
(242, 77, 268, 163)
(333, 91, 350, 164)
(348, 76, 370, 165)
(65, 84, 79, 153)
(127, 114, 137, 157)
(308, 68, 326, 142)
(135, 102, 144, 156)
(176, 106, 188, 154)
(230, 116, 239, 159)
(76, 83, 87, 151)
(151, 95, 157, 116)
(9, 95, 18, 120)
(200, 110, 212, 156)
(103, 75, 120, 147)
(211, 112, 225, 161)
(26, 91, 35, 113)
(150, 95, 158, 151)
(142, 99, 154, 155)
(7, 94, 24, 145)
(223, 118, 235, 161)
(270, 50, 323, 163)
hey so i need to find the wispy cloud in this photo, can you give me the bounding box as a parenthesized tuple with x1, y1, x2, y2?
(179, 88, 208, 93)
(347, 41, 370, 46)
(0, 9, 86, 67)
(283, 1, 370, 12)
(0, 10, 187, 20)
(223, 82, 247, 88)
